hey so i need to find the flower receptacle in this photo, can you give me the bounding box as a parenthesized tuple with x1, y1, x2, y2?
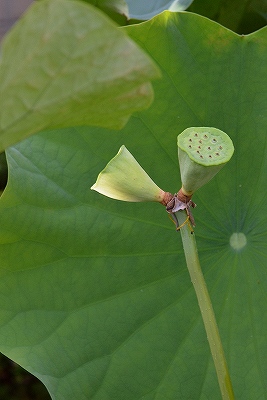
(178, 127, 234, 194)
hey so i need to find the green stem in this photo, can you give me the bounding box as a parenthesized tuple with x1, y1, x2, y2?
(177, 210, 235, 400)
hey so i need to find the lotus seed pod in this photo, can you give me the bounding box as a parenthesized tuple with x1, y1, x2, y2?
(91, 145, 165, 202)
(178, 127, 234, 195)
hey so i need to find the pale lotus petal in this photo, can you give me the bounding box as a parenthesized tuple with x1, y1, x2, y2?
(91, 145, 165, 202)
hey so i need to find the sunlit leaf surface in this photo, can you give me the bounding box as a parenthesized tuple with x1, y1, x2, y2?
(0, 0, 159, 151)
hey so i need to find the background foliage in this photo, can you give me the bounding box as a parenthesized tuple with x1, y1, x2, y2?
(187, 0, 267, 33)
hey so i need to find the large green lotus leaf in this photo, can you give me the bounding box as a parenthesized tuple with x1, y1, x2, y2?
(0, 11, 267, 400)
(0, 0, 160, 151)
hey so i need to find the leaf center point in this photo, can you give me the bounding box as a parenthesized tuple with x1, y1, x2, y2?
(229, 232, 247, 251)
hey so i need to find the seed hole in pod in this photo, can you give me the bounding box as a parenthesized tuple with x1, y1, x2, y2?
(207, 146, 211, 150)
(209, 155, 212, 158)
(199, 140, 202, 144)
(212, 138, 217, 143)
(188, 145, 192, 148)
(200, 155, 204, 158)
(189, 138, 192, 142)
(219, 145, 223, 150)
(196, 150, 200, 153)
(198, 146, 201, 149)
(194, 133, 198, 137)
(215, 152, 220, 156)
(203, 134, 208, 139)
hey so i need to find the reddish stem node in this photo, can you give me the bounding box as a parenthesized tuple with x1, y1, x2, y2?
(160, 191, 174, 206)
(176, 188, 193, 204)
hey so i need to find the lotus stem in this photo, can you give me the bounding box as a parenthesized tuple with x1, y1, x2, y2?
(176, 210, 235, 400)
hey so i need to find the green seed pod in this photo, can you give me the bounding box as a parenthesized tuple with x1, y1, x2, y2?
(91, 145, 165, 202)
(178, 127, 234, 195)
